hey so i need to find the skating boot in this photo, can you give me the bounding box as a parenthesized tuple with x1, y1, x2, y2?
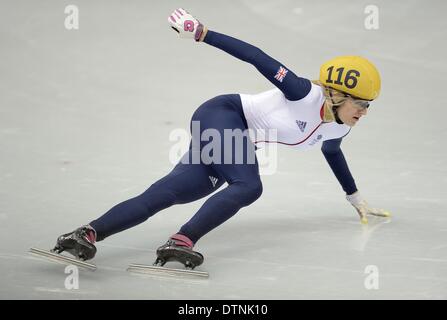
(52, 225, 97, 261)
(127, 233, 208, 277)
(154, 233, 203, 270)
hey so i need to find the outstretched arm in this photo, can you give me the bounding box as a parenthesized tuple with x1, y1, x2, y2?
(321, 138, 358, 195)
(168, 8, 311, 101)
(203, 31, 311, 101)
(322, 138, 391, 224)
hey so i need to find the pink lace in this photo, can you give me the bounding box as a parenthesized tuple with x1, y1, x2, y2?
(170, 233, 194, 248)
(85, 226, 97, 244)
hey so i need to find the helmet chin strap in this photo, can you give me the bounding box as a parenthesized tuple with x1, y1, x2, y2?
(334, 108, 344, 124)
(329, 89, 345, 124)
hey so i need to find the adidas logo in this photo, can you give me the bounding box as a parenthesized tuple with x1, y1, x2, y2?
(209, 176, 219, 188)
(296, 120, 307, 132)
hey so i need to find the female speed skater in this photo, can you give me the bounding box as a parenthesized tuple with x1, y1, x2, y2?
(51, 8, 390, 270)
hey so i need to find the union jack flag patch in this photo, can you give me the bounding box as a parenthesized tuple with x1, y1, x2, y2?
(274, 66, 288, 82)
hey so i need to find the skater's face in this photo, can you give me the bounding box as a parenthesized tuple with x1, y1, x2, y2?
(336, 98, 369, 127)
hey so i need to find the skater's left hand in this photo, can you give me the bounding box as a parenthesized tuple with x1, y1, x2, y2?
(168, 8, 207, 42)
(346, 191, 391, 224)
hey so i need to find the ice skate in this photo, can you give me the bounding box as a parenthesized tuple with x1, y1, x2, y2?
(29, 225, 97, 271)
(127, 234, 209, 278)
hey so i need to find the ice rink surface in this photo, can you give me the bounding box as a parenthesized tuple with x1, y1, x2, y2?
(1, 0, 446, 299)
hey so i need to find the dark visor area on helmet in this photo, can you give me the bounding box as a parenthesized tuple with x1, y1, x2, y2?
(343, 93, 371, 109)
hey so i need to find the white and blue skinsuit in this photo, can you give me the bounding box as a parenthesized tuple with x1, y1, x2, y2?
(89, 31, 357, 243)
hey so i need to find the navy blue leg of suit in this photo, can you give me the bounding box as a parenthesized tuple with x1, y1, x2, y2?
(89, 94, 262, 243)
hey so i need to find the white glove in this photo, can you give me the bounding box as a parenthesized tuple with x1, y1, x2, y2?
(168, 8, 207, 42)
(346, 192, 391, 224)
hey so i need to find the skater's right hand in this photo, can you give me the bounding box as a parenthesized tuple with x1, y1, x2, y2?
(168, 8, 207, 42)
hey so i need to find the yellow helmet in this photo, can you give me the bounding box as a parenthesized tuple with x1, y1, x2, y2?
(319, 56, 381, 100)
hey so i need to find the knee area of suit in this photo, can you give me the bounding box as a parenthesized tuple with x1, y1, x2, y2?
(233, 180, 263, 204)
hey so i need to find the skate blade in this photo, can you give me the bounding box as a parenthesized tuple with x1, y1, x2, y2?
(29, 247, 97, 271)
(127, 263, 209, 278)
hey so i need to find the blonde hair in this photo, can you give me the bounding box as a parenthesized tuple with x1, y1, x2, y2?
(312, 80, 348, 122)
(312, 80, 348, 107)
